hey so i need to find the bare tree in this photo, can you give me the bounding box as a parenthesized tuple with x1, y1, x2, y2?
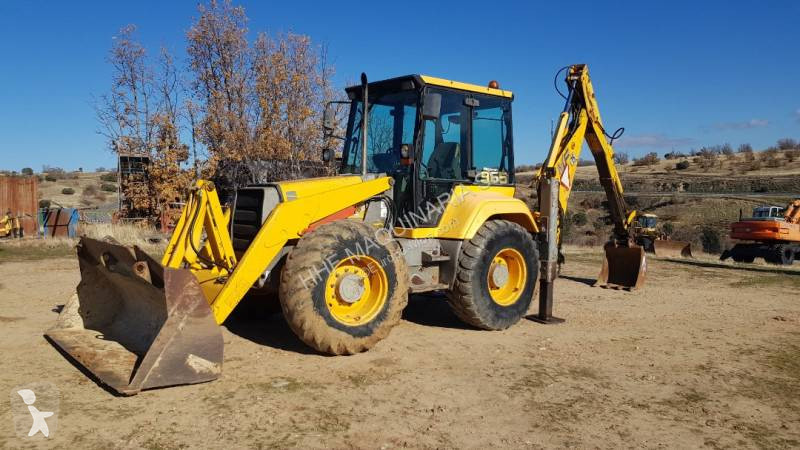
(96, 25, 190, 220)
(96, 25, 156, 156)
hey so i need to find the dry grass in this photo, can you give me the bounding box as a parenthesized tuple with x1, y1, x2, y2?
(0, 236, 75, 261)
(0, 222, 167, 262)
(81, 223, 168, 257)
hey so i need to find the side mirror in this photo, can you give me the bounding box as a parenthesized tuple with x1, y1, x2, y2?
(323, 104, 335, 131)
(422, 93, 441, 120)
(322, 148, 333, 163)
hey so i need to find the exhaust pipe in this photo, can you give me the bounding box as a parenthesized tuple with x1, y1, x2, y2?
(360, 72, 369, 176)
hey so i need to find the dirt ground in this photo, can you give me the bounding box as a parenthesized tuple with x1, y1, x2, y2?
(1, 249, 799, 449)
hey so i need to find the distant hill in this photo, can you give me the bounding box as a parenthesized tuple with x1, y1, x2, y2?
(514, 147, 799, 254)
(516, 148, 800, 194)
(37, 171, 119, 212)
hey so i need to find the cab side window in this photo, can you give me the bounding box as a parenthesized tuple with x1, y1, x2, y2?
(471, 96, 512, 176)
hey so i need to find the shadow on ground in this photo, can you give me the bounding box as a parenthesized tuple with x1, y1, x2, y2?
(559, 275, 596, 286)
(401, 293, 474, 330)
(224, 294, 321, 355)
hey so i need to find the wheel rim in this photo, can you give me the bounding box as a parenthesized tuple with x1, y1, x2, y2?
(324, 255, 388, 326)
(487, 248, 527, 306)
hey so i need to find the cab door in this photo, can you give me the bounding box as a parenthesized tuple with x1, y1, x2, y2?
(404, 88, 513, 228)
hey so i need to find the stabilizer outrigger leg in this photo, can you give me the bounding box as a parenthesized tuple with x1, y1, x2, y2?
(528, 177, 564, 324)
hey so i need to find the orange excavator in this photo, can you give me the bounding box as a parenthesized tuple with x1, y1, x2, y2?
(721, 199, 800, 265)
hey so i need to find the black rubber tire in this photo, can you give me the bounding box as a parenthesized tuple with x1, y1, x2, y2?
(774, 245, 795, 265)
(279, 220, 409, 355)
(446, 220, 538, 330)
(639, 237, 654, 253)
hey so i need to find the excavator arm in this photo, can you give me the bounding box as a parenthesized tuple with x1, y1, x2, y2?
(536, 64, 636, 241)
(535, 64, 645, 293)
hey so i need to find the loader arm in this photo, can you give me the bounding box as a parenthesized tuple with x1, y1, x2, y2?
(165, 177, 393, 324)
(536, 64, 636, 242)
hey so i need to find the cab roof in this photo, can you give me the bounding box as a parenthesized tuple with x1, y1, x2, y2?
(345, 74, 513, 99)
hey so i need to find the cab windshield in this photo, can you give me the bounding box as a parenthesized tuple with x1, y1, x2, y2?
(340, 89, 419, 174)
(752, 207, 784, 218)
(638, 216, 657, 228)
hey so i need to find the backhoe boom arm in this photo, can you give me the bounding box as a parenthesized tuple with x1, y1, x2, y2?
(536, 64, 635, 242)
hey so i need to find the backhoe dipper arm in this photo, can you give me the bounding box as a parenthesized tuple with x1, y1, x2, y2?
(536, 64, 635, 242)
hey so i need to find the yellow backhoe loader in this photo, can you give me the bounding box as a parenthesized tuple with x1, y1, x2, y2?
(47, 65, 645, 395)
(632, 213, 693, 258)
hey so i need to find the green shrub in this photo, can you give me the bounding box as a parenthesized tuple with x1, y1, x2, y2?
(21, 167, 33, 176)
(44, 167, 66, 179)
(632, 152, 660, 166)
(83, 185, 98, 196)
(700, 227, 722, 254)
(39, 199, 51, 208)
(100, 173, 117, 182)
(100, 183, 117, 192)
(675, 160, 690, 170)
(662, 222, 674, 237)
(572, 211, 588, 226)
(777, 138, 798, 150)
(61, 187, 75, 195)
(44, 175, 57, 182)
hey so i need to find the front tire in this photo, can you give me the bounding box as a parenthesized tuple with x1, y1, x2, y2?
(447, 220, 538, 330)
(279, 220, 409, 354)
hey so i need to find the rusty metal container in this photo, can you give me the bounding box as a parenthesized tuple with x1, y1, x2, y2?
(0, 176, 39, 236)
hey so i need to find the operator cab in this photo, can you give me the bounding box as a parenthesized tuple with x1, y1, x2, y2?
(636, 214, 658, 229)
(751, 205, 785, 220)
(331, 75, 514, 227)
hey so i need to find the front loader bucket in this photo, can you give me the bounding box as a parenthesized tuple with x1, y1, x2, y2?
(596, 245, 647, 290)
(653, 240, 693, 258)
(45, 238, 223, 395)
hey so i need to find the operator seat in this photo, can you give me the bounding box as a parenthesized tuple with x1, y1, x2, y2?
(427, 142, 460, 179)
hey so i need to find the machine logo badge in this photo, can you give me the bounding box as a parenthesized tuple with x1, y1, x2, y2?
(9, 382, 59, 439)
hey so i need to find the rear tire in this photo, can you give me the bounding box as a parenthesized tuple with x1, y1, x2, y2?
(447, 220, 538, 330)
(279, 220, 409, 355)
(774, 245, 795, 265)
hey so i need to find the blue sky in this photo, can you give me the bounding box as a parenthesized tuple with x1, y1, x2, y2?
(1, 0, 799, 171)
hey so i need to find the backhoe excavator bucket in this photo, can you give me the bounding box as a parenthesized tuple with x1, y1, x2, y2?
(45, 237, 223, 395)
(653, 240, 693, 258)
(596, 245, 646, 290)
